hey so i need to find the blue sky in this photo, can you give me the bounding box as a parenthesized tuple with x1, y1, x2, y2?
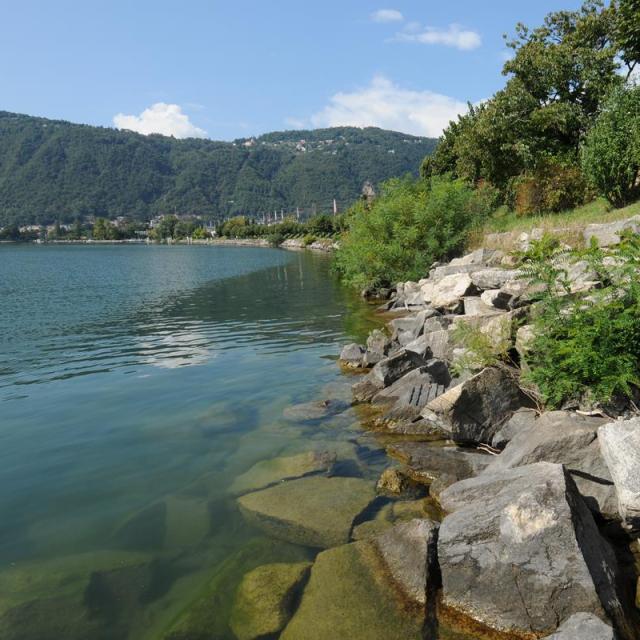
(0, 0, 584, 140)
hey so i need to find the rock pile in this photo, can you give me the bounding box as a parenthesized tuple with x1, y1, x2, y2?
(333, 230, 640, 639)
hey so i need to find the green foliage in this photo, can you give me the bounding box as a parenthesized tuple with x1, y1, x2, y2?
(508, 158, 589, 215)
(520, 233, 640, 407)
(450, 322, 512, 375)
(267, 231, 285, 247)
(220, 216, 248, 238)
(333, 176, 496, 289)
(617, 0, 640, 75)
(302, 234, 316, 246)
(425, 1, 629, 210)
(581, 84, 640, 207)
(0, 113, 436, 226)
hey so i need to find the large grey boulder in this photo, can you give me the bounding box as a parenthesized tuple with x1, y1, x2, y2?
(423, 367, 523, 444)
(449, 248, 497, 267)
(370, 349, 428, 387)
(484, 411, 617, 518)
(422, 329, 452, 360)
(372, 361, 450, 409)
(463, 296, 501, 317)
(470, 268, 521, 290)
(599, 418, 640, 531)
(422, 273, 477, 310)
(438, 462, 634, 639)
(390, 312, 425, 346)
(429, 263, 485, 281)
(237, 476, 376, 548)
(229, 562, 312, 640)
(544, 612, 617, 639)
(583, 216, 640, 248)
(480, 288, 515, 310)
(491, 407, 538, 448)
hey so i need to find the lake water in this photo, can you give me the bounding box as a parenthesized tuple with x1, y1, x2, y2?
(0, 244, 385, 639)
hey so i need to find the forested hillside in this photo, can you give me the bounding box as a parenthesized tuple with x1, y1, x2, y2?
(0, 112, 436, 225)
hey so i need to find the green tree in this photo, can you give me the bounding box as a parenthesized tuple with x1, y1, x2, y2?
(92, 218, 108, 240)
(425, 1, 623, 199)
(581, 84, 640, 206)
(617, 0, 640, 79)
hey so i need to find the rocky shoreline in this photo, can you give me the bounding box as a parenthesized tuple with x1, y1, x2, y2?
(329, 216, 640, 639)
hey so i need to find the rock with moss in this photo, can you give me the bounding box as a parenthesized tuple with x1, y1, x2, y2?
(237, 476, 376, 548)
(281, 519, 439, 640)
(229, 451, 336, 495)
(229, 562, 312, 640)
(283, 398, 349, 422)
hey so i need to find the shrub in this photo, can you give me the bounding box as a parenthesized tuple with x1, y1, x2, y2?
(333, 175, 496, 289)
(303, 234, 316, 246)
(509, 160, 589, 216)
(520, 234, 640, 408)
(581, 84, 640, 207)
(267, 231, 285, 247)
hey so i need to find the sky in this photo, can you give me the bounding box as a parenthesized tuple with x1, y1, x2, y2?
(0, 0, 585, 141)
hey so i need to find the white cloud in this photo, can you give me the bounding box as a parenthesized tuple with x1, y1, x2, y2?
(309, 75, 468, 137)
(113, 103, 207, 138)
(371, 9, 404, 23)
(395, 23, 481, 50)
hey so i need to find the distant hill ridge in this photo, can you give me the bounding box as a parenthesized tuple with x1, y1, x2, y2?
(0, 111, 437, 225)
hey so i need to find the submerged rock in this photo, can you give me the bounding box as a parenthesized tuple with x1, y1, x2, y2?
(544, 612, 617, 639)
(237, 476, 376, 548)
(229, 562, 312, 640)
(376, 468, 425, 498)
(229, 451, 336, 495)
(423, 366, 523, 445)
(438, 462, 635, 639)
(283, 398, 350, 422)
(281, 519, 438, 640)
(599, 417, 640, 532)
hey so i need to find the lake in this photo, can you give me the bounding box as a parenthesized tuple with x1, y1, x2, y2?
(0, 244, 386, 639)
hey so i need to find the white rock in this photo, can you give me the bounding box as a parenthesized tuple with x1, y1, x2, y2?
(598, 417, 640, 531)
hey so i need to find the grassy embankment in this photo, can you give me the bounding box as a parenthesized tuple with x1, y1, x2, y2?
(471, 198, 640, 250)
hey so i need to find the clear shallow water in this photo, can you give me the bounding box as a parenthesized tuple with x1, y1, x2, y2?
(0, 245, 384, 639)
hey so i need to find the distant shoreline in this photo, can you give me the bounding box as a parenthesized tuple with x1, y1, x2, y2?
(0, 237, 337, 252)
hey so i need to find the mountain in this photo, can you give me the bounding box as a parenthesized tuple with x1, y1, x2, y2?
(0, 111, 437, 225)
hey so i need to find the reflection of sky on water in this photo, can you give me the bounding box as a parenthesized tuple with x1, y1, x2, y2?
(138, 329, 213, 369)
